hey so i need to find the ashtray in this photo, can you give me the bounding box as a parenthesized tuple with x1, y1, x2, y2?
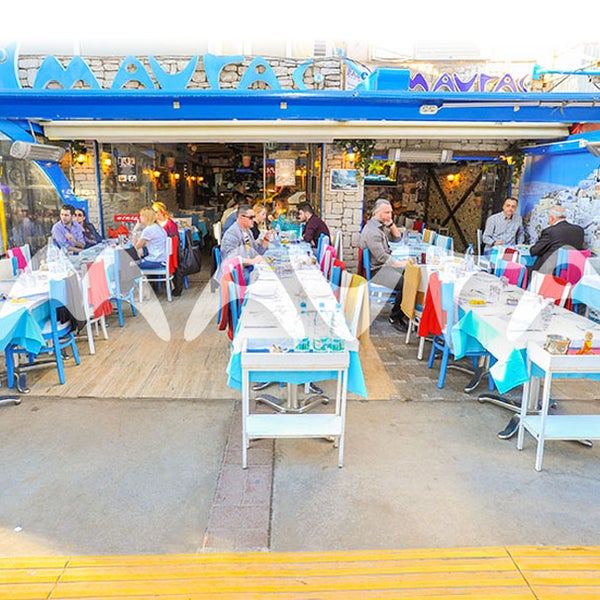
(506, 297, 519, 306)
(543, 334, 571, 355)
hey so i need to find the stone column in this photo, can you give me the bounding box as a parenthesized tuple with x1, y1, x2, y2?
(321, 145, 364, 272)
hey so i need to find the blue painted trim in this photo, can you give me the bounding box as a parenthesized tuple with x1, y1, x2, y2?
(93, 140, 105, 235)
(0, 89, 599, 123)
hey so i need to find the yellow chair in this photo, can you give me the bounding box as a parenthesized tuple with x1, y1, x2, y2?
(400, 261, 426, 359)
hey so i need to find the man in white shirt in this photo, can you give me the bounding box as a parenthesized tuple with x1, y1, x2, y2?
(482, 197, 525, 253)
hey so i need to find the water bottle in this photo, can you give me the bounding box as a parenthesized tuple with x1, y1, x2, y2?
(295, 301, 310, 351)
(465, 243, 475, 272)
(312, 302, 330, 351)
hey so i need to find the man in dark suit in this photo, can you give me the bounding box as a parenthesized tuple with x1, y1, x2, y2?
(530, 205, 585, 274)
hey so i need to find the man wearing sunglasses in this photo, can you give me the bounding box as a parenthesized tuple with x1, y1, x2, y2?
(220, 204, 273, 265)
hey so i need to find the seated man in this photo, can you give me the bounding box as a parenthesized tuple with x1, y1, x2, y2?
(51, 204, 85, 253)
(530, 205, 585, 274)
(359, 198, 411, 332)
(482, 197, 524, 253)
(297, 201, 330, 247)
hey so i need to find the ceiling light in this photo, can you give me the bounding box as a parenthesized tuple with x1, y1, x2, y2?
(10, 141, 66, 162)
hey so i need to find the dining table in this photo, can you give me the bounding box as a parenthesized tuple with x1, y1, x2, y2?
(225, 242, 367, 468)
(451, 271, 600, 395)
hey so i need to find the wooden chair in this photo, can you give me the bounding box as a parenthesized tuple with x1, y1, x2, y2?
(5, 275, 81, 386)
(361, 247, 398, 305)
(494, 259, 527, 289)
(400, 261, 426, 359)
(554, 248, 591, 285)
(81, 259, 111, 354)
(529, 271, 572, 309)
(0, 256, 17, 279)
(422, 228, 437, 245)
(105, 247, 138, 327)
(434, 234, 453, 252)
(426, 273, 492, 389)
(343, 273, 369, 339)
(138, 235, 175, 302)
(333, 229, 344, 261)
(6, 243, 31, 270)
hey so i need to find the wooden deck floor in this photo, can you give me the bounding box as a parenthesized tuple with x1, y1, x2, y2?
(1, 545, 599, 599)
(21, 273, 397, 401)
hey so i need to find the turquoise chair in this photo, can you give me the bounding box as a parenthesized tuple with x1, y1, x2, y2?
(5, 275, 81, 386)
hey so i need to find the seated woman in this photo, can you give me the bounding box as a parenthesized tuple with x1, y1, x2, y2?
(250, 201, 268, 240)
(132, 207, 167, 268)
(152, 202, 179, 237)
(74, 208, 102, 248)
(152, 201, 184, 295)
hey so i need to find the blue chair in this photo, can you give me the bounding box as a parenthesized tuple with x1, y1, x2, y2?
(5, 276, 81, 386)
(434, 234, 453, 252)
(427, 276, 494, 390)
(362, 247, 398, 304)
(316, 233, 330, 264)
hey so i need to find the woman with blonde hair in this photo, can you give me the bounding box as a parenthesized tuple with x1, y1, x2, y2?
(152, 201, 184, 295)
(152, 201, 178, 237)
(250, 201, 268, 240)
(133, 206, 167, 268)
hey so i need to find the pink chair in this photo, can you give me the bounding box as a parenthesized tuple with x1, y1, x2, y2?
(319, 245, 336, 280)
(494, 259, 527, 288)
(555, 248, 591, 285)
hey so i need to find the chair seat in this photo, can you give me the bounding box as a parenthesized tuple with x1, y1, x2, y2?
(41, 319, 71, 337)
(141, 266, 167, 275)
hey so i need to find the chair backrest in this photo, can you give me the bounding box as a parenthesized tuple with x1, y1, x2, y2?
(434, 234, 453, 252)
(412, 220, 424, 232)
(361, 247, 372, 282)
(422, 228, 436, 245)
(555, 248, 591, 285)
(439, 279, 457, 351)
(400, 261, 423, 320)
(7, 244, 31, 270)
(84, 259, 113, 318)
(529, 271, 572, 308)
(329, 259, 346, 298)
(344, 273, 369, 339)
(213, 221, 222, 245)
(316, 233, 330, 263)
(333, 229, 343, 261)
(357, 247, 365, 278)
(0, 256, 17, 279)
(404, 217, 415, 231)
(495, 259, 527, 288)
(320, 245, 336, 280)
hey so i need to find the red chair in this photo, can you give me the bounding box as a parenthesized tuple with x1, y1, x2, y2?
(529, 272, 572, 309)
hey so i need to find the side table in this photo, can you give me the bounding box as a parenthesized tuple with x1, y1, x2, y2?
(517, 341, 600, 471)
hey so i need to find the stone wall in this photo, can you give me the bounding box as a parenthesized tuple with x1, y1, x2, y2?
(17, 55, 345, 91)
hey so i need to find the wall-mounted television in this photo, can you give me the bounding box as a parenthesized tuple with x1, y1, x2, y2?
(364, 159, 398, 185)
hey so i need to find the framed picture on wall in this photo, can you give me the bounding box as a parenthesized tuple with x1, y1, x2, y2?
(330, 169, 358, 191)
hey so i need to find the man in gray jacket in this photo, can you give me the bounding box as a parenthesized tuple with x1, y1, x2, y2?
(359, 198, 411, 332)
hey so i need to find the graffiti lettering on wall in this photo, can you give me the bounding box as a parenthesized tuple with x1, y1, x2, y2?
(0, 42, 530, 93)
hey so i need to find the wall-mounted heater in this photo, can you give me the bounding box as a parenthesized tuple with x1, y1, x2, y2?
(388, 148, 454, 163)
(10, 141, 66, 162)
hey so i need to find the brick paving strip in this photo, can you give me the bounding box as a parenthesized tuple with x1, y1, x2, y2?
(200, 402, 274, 552)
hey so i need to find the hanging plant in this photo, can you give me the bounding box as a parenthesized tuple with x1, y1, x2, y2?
(334, 139, 376, 180)
(503, 142, 525, 184)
